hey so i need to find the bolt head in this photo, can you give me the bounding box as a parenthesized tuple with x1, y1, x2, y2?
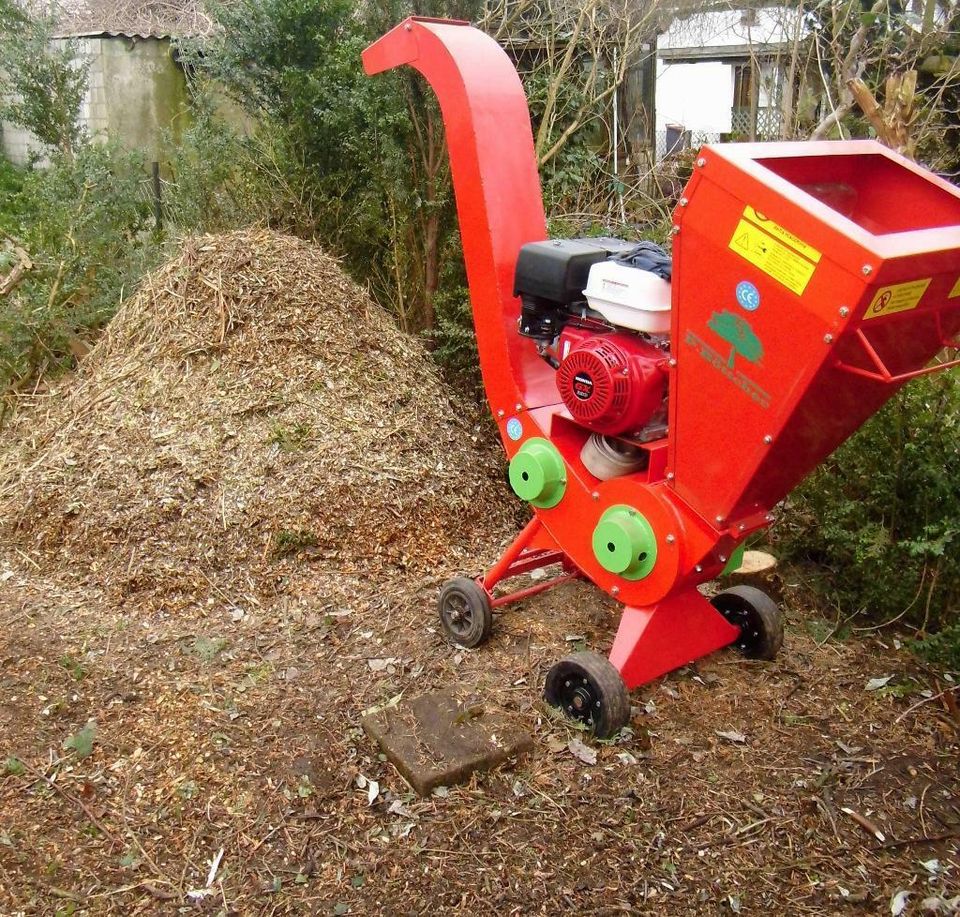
(738, 523, 746, 532)
(839, 306, 849, 318)
(679, 197, 689, 207)
(763, 434, 773, 444)
(666, 534, 676, 544)
(497, 409, 505, 418)
(591, 491, 600, 500)
(666, 471, 675, 481)
(668, 358, 678, 367)
(824, 333, 834, 344)
(611, 586, 620, 596)
(696, 157, 706, 167)
(671, 225, 681, 235)
(695, 564, 703, 573)
(862, 264, 873, 276)
(515, 403, 523, 411)
(719, 554, 727, 563)
(715, 515, 724, 524)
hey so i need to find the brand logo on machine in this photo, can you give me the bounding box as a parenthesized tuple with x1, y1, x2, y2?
(735, 280, 760, 312)
(684, 311, 771, 409)
(707, 310, 764, 368)
(572, 371, 594, 400)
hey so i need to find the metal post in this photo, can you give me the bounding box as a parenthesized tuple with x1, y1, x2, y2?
(151, 161, 162, 233)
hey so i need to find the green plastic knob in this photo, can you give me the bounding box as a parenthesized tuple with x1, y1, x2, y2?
(592, 505, 658, 581)
(508, 438, 566, 508)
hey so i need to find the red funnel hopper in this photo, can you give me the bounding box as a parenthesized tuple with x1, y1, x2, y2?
(670, 142, 960, 527)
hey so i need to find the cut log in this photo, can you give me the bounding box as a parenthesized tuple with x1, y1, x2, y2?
(727, 550, 782, 601)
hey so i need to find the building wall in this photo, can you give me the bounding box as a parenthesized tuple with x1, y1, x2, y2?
(1, 35, 191, 166)
(656, 61, 734, 136)
(654, 7, 806, 142)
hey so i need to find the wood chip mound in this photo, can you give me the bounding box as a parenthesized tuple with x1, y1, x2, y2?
(0, 229, 516, 608)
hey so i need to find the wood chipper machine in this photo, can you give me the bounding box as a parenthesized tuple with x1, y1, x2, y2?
(363, 18, 960, 737)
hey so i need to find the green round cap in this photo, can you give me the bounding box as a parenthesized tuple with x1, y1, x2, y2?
(592, 505, 658, 580)
(508, 437, 566, 508)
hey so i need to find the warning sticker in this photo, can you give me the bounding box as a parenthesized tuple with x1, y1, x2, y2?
(729, 219, 818, 295)
(743, 206, 822, 264)
(949, 274, 960, 299)
(864, 278, 931, 320)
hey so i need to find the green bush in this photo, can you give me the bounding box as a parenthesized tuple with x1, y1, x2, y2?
(775, 371, 960, 666)
(0, 146, 165, 391)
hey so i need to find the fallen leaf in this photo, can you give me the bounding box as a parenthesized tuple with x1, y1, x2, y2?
(836, 741, 863, 755)
(387, 800, 417, 820)
(716, 730, 746, 744)
(866, 675, 893, 691)
(891, 889, 910, 916)
(63, 721, 97, 759)
(568, 738, 597, 765)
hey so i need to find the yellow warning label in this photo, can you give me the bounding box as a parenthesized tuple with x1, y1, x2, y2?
(743, 206, 822, 264)
(949, 274, 960, 299)
(864, 278, 931, 320)
(729, 219, 817, 295)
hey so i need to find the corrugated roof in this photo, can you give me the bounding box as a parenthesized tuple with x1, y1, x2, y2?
(51, 0, 212, 39)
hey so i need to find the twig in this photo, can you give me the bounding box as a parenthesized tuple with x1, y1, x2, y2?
(894, 685, 959, 725)
(841, 806, 885, 842)
(21, 761, 121, 847)
(878, 830, 960, 851)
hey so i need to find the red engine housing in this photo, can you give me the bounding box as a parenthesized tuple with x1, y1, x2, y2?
(556, 326, 668, 436)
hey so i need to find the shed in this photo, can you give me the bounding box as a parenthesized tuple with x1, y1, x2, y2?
(1, 0, 211, 165)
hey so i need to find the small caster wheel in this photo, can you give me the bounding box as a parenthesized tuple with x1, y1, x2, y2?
(711, 585, 784, 660)
(544, 651, 630, 739)
(437, 577, 492, 648)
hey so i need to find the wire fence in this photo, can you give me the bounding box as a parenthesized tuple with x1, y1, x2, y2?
(654, 128, 723, 160)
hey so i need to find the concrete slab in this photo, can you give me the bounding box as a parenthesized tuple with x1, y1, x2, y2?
(362, 691, 533, 796)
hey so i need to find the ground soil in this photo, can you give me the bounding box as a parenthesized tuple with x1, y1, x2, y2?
(0, 552, 957, 916)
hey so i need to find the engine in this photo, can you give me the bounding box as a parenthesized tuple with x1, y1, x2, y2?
(514, 238, 672, 441)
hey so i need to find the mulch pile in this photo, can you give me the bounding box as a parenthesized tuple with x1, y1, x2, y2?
(0, 229, 517, 608)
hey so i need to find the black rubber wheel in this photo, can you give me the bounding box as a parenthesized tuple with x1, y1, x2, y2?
(710, 585, 784, 660)
(544, 651, 630, 739)
(437, 577, 493, 648)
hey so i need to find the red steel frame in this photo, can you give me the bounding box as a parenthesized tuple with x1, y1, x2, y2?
(364, 18, 960, 689)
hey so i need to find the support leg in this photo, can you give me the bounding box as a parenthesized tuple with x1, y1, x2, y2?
(609, 589, 740, 689)
(478, 515, 577, 610)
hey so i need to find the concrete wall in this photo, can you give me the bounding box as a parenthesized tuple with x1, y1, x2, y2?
(1, 35, 191, 165)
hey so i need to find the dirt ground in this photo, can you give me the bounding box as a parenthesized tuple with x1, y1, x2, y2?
(0, 547, 957, 916)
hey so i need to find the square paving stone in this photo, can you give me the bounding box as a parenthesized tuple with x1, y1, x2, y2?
(362, 690, 533, 796)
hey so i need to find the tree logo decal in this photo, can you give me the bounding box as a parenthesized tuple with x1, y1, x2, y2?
(707, 310, 764, 368)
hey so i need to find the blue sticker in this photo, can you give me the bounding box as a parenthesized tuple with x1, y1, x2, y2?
(736, 280, 761, 312)
(506, 417, 523, 441)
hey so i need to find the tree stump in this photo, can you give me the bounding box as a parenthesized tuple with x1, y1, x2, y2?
(727, 550, 782, 602)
